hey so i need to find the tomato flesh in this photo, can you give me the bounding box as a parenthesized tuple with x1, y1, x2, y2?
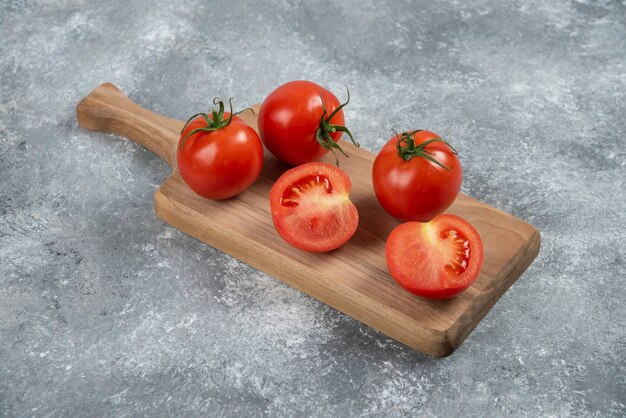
(270, 163, 359, 252)
(385, 214, 483, 299)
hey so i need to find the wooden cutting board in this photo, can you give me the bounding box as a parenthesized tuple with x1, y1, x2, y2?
(76, 83, 540, 357)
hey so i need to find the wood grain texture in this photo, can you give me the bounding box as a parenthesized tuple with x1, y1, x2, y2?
(77, 83, 541, 357)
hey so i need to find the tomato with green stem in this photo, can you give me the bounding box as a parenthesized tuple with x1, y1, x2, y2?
(177, 99, 263, 200)
(386, 214, 483, 299)
(270, 162, 359, 252)
(373, 130, 462, 222)
(258, 80, 359, 166)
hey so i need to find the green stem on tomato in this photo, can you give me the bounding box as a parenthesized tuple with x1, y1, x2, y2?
(179, 98, 253, 149)
(394, 130, 458, 170)
(315, 86, 359, 166)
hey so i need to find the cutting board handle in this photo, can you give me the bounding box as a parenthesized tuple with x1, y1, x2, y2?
(76, 83, 183, 167)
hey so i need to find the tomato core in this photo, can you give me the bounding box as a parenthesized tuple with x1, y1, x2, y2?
(440, 228, 471, 277)
(280, 174, 334, 207)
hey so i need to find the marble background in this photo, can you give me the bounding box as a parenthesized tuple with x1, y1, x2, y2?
(1, 0, 624, 416)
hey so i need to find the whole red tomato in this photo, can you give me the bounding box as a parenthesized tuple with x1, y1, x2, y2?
(177, 100, 263, 200)
(258, 80, 358, 166)
(373, 130, 461, 222)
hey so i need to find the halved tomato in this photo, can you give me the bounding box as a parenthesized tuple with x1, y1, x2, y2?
(386, 214, 484, 299)
(269, 162, 359, 252)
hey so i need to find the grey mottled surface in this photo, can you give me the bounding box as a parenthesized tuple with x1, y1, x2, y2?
(1, 0, 625, 416)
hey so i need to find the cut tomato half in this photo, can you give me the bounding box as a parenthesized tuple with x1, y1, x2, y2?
(385, 214, 484, 299)
(270, 162, 359, 252)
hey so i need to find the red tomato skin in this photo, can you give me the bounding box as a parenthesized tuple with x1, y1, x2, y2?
(385, 215, 484, 300)
(177, 114, 263, 200)
(269, 162, 358, 252)
(373, 130, 462, 222)
(258, 80, 345, 165)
